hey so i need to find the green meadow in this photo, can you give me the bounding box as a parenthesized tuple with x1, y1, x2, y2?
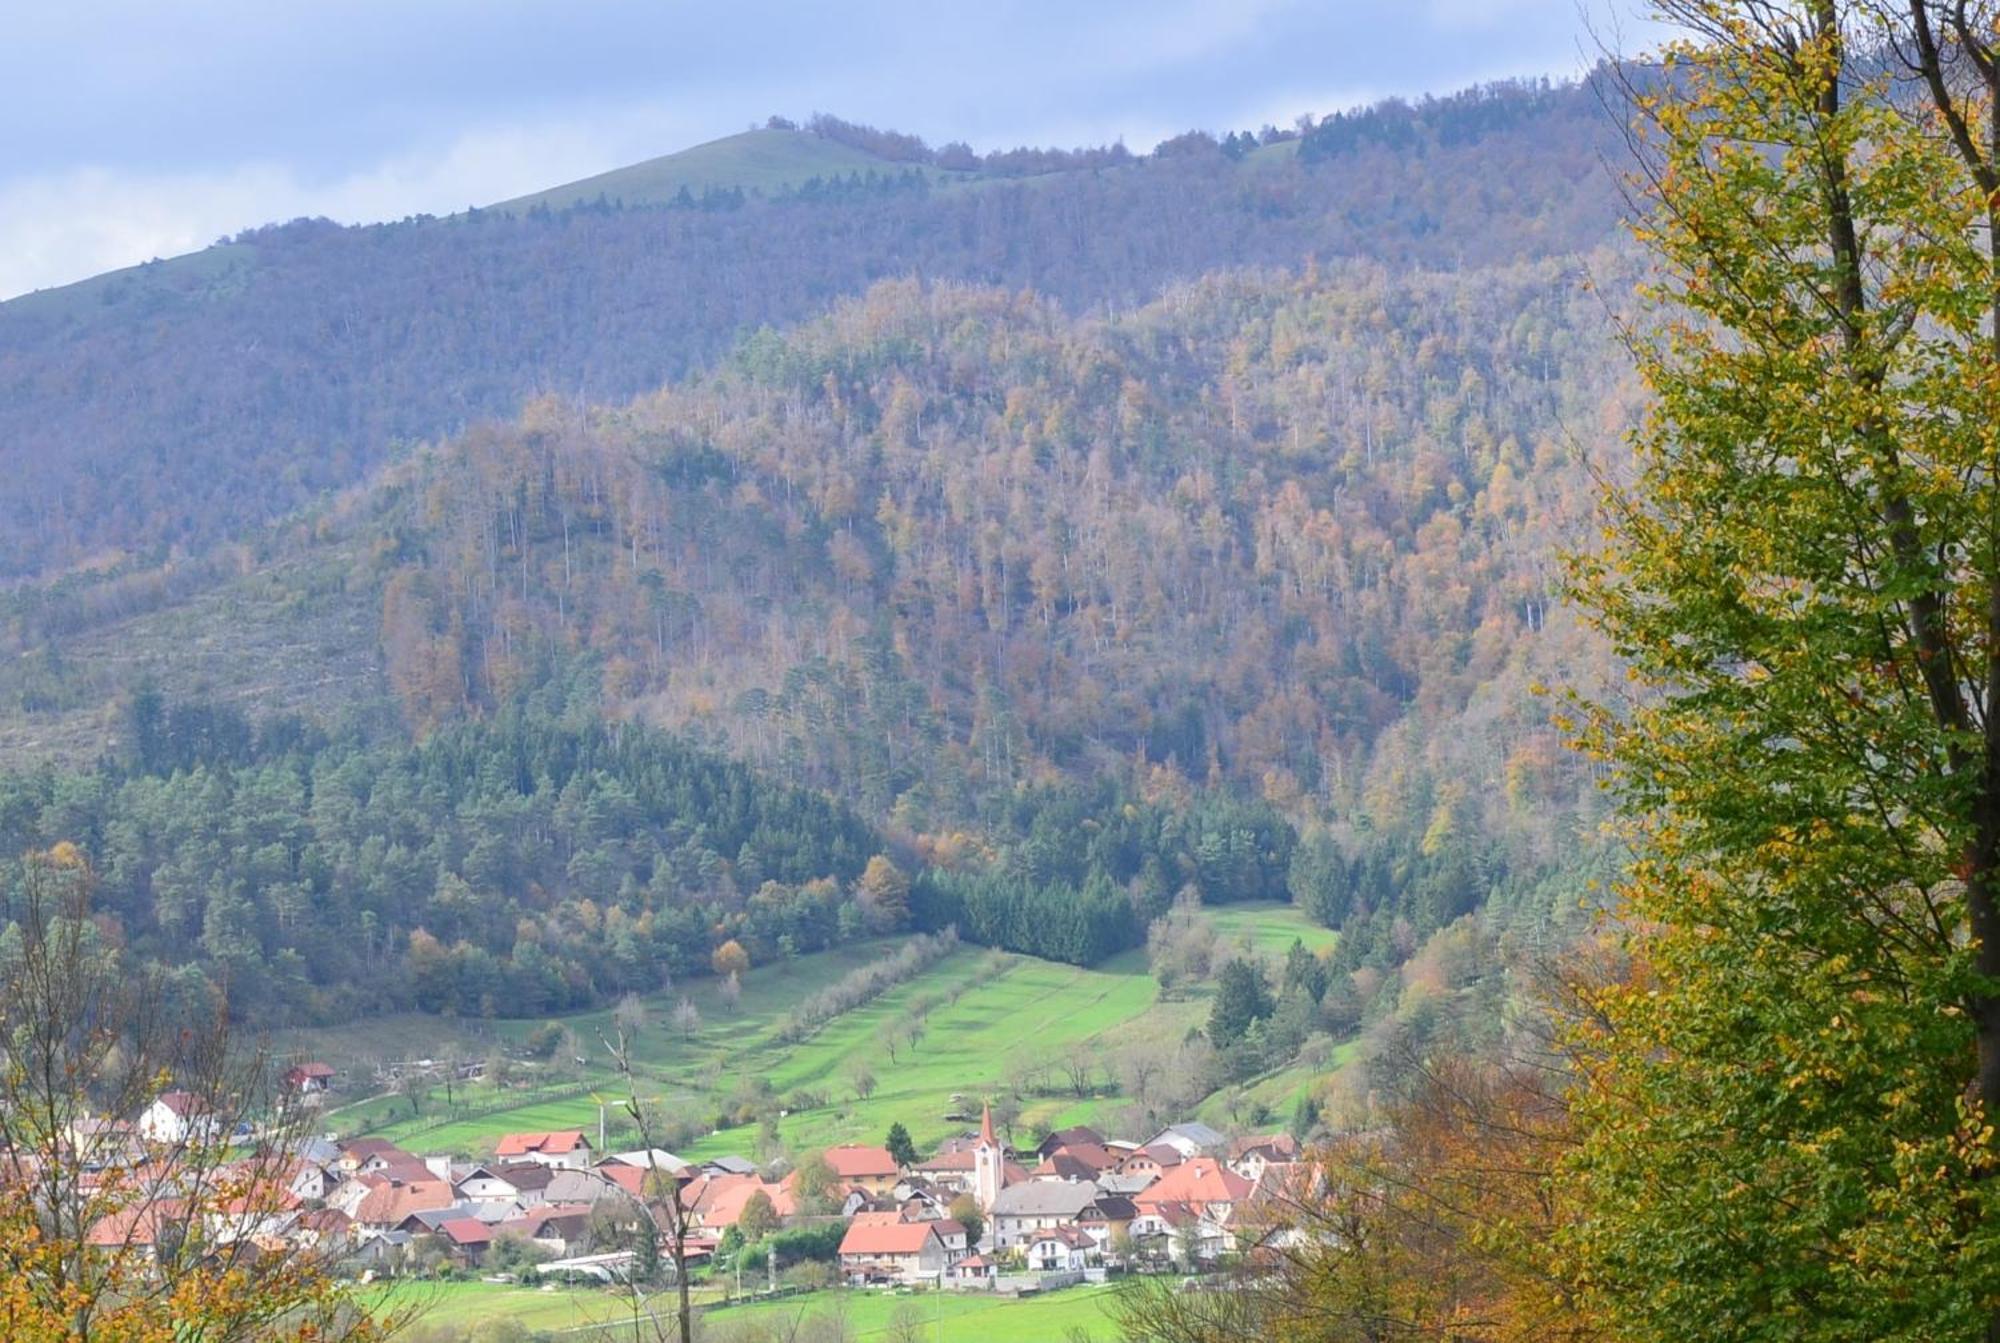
(1204, 902, 1339, 957)
(493, 128, 977, 214)
(712, 1281, 1121, 1341)
(375, 1280, 1121, 1340)
(309, 901, 1331, 1160)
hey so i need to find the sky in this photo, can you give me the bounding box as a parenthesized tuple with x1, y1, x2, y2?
(1, 0, 1661, 300)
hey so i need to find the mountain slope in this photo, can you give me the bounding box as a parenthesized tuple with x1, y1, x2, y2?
(0, 77, 1626, 580)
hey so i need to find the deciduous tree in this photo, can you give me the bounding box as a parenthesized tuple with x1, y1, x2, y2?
(1567, 3, 2000, 1336)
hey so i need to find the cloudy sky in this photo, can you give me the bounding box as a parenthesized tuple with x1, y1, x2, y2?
(2, 1, 1660, 300)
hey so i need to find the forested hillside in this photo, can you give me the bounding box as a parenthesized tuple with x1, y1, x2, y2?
(0, 78, 1623, 578)
(375, 257, 1637, 915)
(0, 73, 1644, 1043)
(0, 248, 1640, 1029)
(0, 674, 886, 1023)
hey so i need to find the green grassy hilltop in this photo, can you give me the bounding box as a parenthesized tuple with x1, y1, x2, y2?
(493, 128, 974, 213)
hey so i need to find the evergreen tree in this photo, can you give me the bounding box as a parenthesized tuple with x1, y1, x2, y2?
(884, 1122, 917, 1168)
(1207, 958, 1274, 1049)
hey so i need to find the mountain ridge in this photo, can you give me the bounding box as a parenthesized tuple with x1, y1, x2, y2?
(0, 76, 1625, 582)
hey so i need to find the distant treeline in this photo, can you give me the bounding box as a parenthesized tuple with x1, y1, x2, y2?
(912, 784, 1297, 966)
(0, 674, 878, 1023)
(0, 663, 1595, 1024)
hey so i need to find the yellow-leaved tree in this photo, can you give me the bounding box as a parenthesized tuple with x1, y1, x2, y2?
(1566, 2, 2000, 1338)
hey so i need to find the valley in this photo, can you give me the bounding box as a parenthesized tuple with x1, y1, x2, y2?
(304, 902, 1345, 1162)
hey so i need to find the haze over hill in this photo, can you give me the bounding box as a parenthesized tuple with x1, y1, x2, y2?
(0, 80, 1623, 581)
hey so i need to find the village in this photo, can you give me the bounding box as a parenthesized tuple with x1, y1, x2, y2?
(94, 1061, 1314, 1316)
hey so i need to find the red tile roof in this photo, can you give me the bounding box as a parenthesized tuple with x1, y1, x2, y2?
(439, 1217, 494, 1246)
(352, 1178, 454, 1227)
(1134, 1158, 1251, 1213)
(495, 1129, 590, 1157)
(839, 1220, 941, 1257)
(822, 1145, 899, 1179)
(689, 1172, 796, 1227)
(848, 1209, 910, 1228)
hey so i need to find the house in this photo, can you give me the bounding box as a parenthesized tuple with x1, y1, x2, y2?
(599, 1161, 690, 1203)
(894, 1184, 954, 1222)
(545, 1167, 626, 1206)
(1226, 1164, 1320, 1254)
(137, 1092, 218, 1146)
(600, 1149, 692, 1178)
(283, 1062, 336, 1096)
(1095, 1168, 1159, 1199)
(930, 1218, 970, 1256)
(1128, 1200, 1230, 1264)
(294, 1206, 352, 1251)
(1036, 1126, 1105, 1159)
(347, 1176, 456, 1242)
(285, 1158, 334, 1202)
(1227, 1133, 1302, 1184)
(493, 1130, 594, 1170)
(435, 1216, 494, 1265)
(1133, 1157, 1252, 1228)
(1113, 1144, 1184, 1183)
(1144, 1123, 1225, 1159)
(1031, 1145, 1116, 1182)
(822, 1144, 901, 1193)
(1076, 1193, 1138, 1250)
(844, 1208, 968, 1255)
(948, 1251, 996, 1282)
(65, 1115, 138, 1168)
(454, 1162, 555, 1207)
(1023, 1225, 1097, 1272)
(988, 1179, 1098, 1249)
(370, 1157, 440, 1187)
(496, 1203, 596, 1256)
(348, 1229, 412, 1270)
(333, 1138, 409, 1175)
(686, 1171, 796, 1231)
(837, 1218, 950, 1284)
(86, 1199, 189, 1259)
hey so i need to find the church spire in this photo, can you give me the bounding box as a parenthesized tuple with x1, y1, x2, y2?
(973, 1100, 1004, 1217)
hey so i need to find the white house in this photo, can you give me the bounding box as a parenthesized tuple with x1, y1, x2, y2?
(988, 1179, 1098, 1250)
(1023, 1225, 1096, 1272)
(837, 1219, 951, 1284)
(137, 1092, 218, 1145)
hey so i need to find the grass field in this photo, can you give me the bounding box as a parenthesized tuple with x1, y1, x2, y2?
(376, 1280, 1122, 1341)
(373, 1279, 716, 1334)
(1205, 902, 1339, 957)
(313, 902, 1330, 1161)
(714, 1282, 1120, 1341)
(494, 129, 978, 214)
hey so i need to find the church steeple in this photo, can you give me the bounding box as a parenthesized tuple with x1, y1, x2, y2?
(973, 1099, 1003, 1216)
